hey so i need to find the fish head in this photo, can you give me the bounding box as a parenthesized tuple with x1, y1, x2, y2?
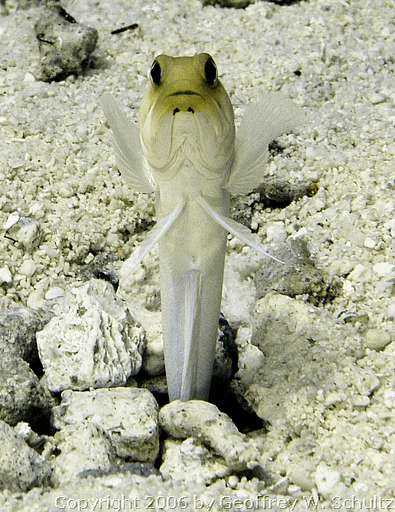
(139, 53, 235, 176)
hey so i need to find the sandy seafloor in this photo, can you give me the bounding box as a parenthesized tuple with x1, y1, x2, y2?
(0, 0, 394, 510)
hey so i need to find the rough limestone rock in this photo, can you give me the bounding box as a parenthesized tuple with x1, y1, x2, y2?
(36, 279, 146, 392)
(160, 438, 231, 484)
(0, 420, 51, 492)
(34, 1, 98, 82)
(139, 374, 168, 396)
(159, 400, 257, 471)
(0, 355, 50, 426)
(48, 422, 115, 486)
(52, 387, 159, 463)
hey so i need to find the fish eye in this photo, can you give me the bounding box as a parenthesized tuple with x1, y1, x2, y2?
(204, 57, 218, 87)
(150, 60, 162, 86)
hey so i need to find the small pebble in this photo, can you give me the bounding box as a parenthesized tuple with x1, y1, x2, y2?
(369, 92, 386, 105)
(0, 266, 13, 284)
(363, 237, 376, 249)
(19, 259, 36, 277)
(352, 395, 370, 408)
(315, 463, 342, 497)
(383, 391, 395, 408)
(387, 303, 395, 320)
(373, 262, 394, 277)
(227, 475, 239, 488)
(44, 287, 65, 300)
(342, 280, 354, 295)
(3, 212, 20, 230)
(365, 329, 391, 351)
(348, 264, 366, 281)
(288, 484, 303, 497)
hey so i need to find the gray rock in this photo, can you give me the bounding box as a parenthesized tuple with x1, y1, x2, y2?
(52, 387, 159, 463)
(0, 355, 50, 426)
(36, 279, 146, 392)
(79, 253, 120, 290)
(0, 420, 51, 492)
(49, 422, 115, 485)
(0, 305, 49, 363)
(159, 400, 258, 471)
(139, 374, 168, 395)
(34, 1, 98, 82)
(160, 438, 231, 484)
(255, 236, 330, 302)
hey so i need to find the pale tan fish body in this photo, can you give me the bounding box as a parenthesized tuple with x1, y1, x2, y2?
(101, 53, 303, 401)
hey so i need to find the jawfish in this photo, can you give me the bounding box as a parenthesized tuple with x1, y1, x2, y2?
(101, 53, 303, 401)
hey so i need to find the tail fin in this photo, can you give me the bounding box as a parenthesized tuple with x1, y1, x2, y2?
(180, 270, 202, 400)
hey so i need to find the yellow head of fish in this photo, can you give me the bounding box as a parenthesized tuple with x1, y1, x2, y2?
(139, 53, 235, 174)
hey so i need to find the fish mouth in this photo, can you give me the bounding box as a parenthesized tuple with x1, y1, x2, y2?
(169, 90, 201, 97)
(169, 91, 201, 115)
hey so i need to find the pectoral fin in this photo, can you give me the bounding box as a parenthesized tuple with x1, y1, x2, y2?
(226, 93, 304, 195)
(197, 196, 284, 264)
(100, 93, 155, 193)
(180, 270, 202, 401)
(120, 202, 185, 277)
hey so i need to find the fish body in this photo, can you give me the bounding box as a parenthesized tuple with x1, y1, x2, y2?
(139, 55, 234, 400)
(100, 53, 304, 401)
